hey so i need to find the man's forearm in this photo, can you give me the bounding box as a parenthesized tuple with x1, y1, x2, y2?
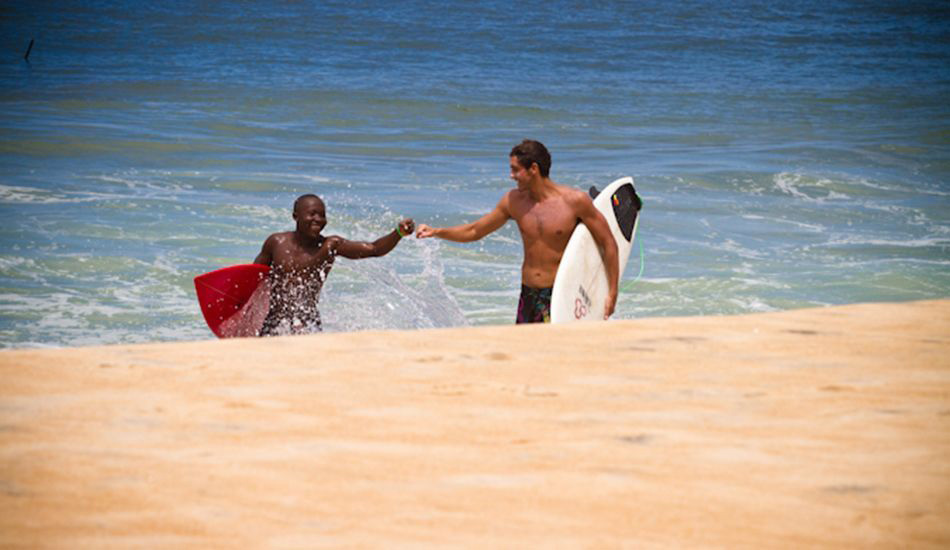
(370, 230, 402, 256)
(430, 224, 478, 243)
(605, 243, 619, 295)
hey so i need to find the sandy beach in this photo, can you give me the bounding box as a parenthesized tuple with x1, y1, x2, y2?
(1, 300, 948, 548)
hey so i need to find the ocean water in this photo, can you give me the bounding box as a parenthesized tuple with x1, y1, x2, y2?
(0, 1, 948, 348)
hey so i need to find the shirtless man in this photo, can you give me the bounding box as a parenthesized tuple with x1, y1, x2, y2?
(254, 194, 414, 336)
(415, 140, 619, 323)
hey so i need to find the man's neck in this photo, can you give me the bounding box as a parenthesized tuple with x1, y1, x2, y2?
(524, 176, 558, 202)
(294, 231, 324, 248)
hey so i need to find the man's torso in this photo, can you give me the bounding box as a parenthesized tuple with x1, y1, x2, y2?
(507, 185, 580, 288)
(264, 232, 337, 330)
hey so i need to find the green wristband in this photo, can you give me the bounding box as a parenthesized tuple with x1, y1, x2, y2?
(396, 225, 406, 238)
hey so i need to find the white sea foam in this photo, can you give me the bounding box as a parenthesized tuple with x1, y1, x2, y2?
(0, 185, 63, 204)
(250, 172, 332, 184)
(741, 214, 825, 233)
(89, 174, 191, 193)
(0, 183, 136, 204)
(823, 235, 950, 248)
(726, 297, 777, 313)
(734, 277, 789, 290)
(773, 172, 850, 203)
(230, 204, 286, 223)
(0, 257, 38, 270)
(718, 238, 766, 260)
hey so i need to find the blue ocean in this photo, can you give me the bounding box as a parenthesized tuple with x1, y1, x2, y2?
(1, 1, 948, 348)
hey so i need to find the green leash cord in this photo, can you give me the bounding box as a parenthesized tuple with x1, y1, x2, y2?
(633, 233, 644, 282)
(630, 232, 645, 283)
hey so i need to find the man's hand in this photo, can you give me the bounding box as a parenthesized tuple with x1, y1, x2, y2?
(415, 223, 438, 238)
(604, 291, 617, 320)
(398, 218, 415, 237)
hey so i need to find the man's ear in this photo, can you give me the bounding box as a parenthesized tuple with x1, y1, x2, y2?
(292, 210, 298, 221)
(529, 162, 540, 176)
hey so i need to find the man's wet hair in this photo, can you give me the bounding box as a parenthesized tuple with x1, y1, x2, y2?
(293, 193, 323, 213)
(510, 139, 551, 178)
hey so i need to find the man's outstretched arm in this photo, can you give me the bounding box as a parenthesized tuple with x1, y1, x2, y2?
(334, 219, 415, 259)
(416, 195, 510, 242)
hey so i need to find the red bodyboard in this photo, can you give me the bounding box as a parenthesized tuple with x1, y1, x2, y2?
(194, 264, 271, 338)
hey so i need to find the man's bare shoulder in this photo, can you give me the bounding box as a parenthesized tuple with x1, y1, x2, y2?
(501, 188, 521, 202)
(558, 185, 593, 211)
(265, 231, 294, 245)
(496, 188, 521, 211)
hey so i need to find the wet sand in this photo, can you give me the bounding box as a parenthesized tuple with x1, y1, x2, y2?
(1, 300, 948, 548)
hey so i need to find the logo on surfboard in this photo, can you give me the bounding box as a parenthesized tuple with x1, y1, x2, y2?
(574, 284, 592, 319)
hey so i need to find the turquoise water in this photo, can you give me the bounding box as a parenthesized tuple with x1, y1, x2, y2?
(0, 1, 948, 347)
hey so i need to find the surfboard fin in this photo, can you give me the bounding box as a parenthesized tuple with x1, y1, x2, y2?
(589, 186, 600, 199)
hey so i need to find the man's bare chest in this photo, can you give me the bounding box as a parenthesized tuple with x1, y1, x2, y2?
(272, 241, 334, 273)
(513, 199, 577, 242)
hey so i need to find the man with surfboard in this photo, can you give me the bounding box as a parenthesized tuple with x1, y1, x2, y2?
(254, 194, 414, 336)
(415, 140, 619, 323)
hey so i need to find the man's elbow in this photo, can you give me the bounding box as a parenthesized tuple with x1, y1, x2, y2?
(603, 233, 619, 257)
(359, 248, 380, 259)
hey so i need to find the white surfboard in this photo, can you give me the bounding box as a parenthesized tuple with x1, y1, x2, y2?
(550, 177, 641, 323)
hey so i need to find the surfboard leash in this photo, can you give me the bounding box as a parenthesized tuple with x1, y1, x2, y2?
(632, 231, 645, 283)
